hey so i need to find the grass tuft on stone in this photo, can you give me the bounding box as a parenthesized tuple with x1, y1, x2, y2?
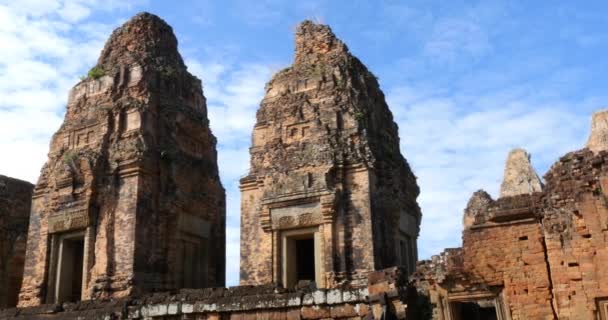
(87, 65, 105, 79)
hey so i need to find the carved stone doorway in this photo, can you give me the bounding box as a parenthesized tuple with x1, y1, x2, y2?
(178, 235, 208, 288)
(598, 298, 608, 320)
(450, 300, 498, 320)
(281, 227, 322, 288)
(446, 294, 509, 320)
(47, 231, 87, 303)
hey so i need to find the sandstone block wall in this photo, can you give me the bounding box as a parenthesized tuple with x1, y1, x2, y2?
(0, 175, 33, 308)
(1, 268, 413, 320)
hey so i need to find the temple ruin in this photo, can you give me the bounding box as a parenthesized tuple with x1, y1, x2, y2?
(239, 21, 421, 289)
(413, 110, 608, 320)
(1, 10, 608, 320)
(17, 13, 225, 307)
(0, 176, 33, 308)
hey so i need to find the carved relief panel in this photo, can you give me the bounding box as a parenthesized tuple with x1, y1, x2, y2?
(48, 209, 90, 234)
(270, 201, 322, 230)
(285, 122, 311, 143)
(61, 124, 98, 150)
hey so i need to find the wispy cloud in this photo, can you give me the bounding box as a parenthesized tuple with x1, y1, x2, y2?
(0, 1, 142, 181)
(423, 18, 491, 62)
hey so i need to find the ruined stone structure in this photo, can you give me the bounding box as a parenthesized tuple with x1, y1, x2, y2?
(239, 21, 421, 289)
(414, 112, 608, 320)
(586, 109, 608, 153)
(4, 9, 608, 320)
(18, 13, 225, 306)
(499, 148, 543, 198)
(0, 175, 33, 308)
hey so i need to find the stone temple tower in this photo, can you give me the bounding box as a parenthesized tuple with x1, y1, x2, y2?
(239, 21, 421, 289)
(18, 13, 225, 306)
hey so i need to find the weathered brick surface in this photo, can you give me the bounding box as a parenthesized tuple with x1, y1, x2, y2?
(239, 20, 421, 289)
(541, 149, 608, 319)
(0, 175, 33, 308)
(462, 212, 554, 319)
(18, 13, 225, 306)
(414, 144, 608, 319)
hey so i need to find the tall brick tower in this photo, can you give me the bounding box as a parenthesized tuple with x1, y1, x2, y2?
(18, 13, 225, 306)
(239, 21, 421, 288)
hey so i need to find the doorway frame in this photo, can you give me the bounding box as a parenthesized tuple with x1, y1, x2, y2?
(46, 229, 90, 303)
(281, 227, 323, 288)
(446, 291, 510, 320)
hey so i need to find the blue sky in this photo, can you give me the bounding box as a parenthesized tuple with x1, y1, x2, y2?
(1, 0, 607, 286)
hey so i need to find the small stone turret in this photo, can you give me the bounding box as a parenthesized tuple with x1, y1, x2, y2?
(586, 109, 608, 153)
(499, 148, 543, 198)
(462, 190, 493, 229)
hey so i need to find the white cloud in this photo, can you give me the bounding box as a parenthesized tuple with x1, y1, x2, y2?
(423, 18, 491, 62)
(0, 0, 139, 183)
(189, 60, 276, 145)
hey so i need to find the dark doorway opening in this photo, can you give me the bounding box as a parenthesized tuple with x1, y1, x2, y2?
(295, 238, 315, 282)
(55, 235, 85, 303)
(451, 301, 498, 320)
(69, 239, 84, 302)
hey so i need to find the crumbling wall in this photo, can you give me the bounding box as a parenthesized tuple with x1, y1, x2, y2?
(0, 268, 411, 320)
(462, 200, 554, 319)
(0, 175, 33, 308)
(414, 146, 608, 319)
(541, 149, 608, 319)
